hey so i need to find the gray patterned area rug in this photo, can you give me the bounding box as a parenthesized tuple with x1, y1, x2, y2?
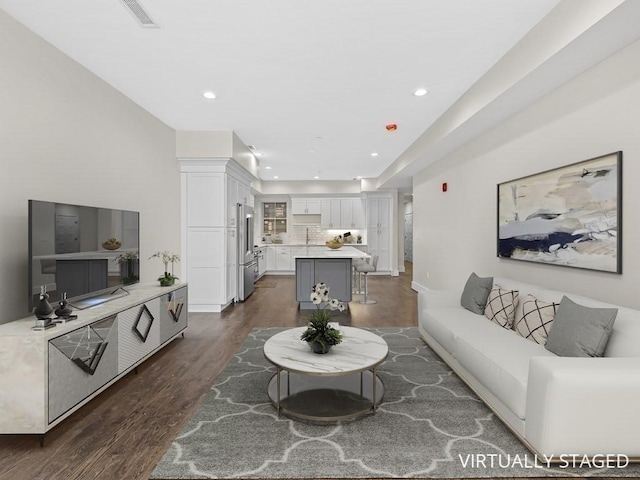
(151, 327, 639, 478)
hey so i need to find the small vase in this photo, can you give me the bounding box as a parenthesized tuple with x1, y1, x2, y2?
(309, 341, 331, 354)
(160, 277, 175, 287)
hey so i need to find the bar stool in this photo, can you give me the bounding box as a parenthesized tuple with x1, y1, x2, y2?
(354, 255, 378, 304)
(352, 258, 367, 294)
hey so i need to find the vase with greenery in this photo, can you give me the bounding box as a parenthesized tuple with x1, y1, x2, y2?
(300, 283, 345, 353)
(114, 251, 139, 285)
(149, 251, 180, 286)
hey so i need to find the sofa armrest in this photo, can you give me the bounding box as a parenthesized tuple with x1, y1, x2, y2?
(417, 288, 460, 311)
(526, 356, 640, 457)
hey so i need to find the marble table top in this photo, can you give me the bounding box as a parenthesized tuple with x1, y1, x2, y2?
(263, 326, 388, 375)
(293, 245, 370, 259)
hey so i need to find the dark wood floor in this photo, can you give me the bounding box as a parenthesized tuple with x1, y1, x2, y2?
(0, 264, 610, 480)
(0, 265, 418, 480)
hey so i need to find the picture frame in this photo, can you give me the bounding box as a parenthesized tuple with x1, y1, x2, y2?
(497, 151, 622, 273)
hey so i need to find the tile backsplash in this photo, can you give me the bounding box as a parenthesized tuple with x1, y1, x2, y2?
(259, 225, 364, 245)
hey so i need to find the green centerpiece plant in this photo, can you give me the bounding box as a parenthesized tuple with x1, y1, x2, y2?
(300, 283, 345, 353)
(114, 251, 139, 285)
(149, 251, 180, 286)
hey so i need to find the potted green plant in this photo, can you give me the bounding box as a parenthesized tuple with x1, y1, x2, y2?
(114, 251, 139, 285)
(149, 251, 180, 286)
(300, 283, 345, 353)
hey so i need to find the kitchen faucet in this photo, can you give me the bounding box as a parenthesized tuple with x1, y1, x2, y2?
(306, 227, 309, 244)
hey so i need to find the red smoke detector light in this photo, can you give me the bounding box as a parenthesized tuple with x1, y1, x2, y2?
(385, 123, 398, 132)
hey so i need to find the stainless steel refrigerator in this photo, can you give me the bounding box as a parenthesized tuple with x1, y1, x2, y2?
(236, 203, 256, 301)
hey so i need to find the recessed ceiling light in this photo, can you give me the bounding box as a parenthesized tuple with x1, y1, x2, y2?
(413, 88, 428, 97)
(265, 166, 272, 170)
(370, 152, 378, 157)
(203, 91, 216, 99)
(314, 176, 320, 179)
(273, 176, 279, 179)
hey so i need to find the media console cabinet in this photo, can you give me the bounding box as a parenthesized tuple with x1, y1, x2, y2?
(0, 283, 187, 444)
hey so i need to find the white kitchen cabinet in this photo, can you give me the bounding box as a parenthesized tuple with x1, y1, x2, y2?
(366, 197, 391, 272)
(292, 199, 322, 215)
(186, 173, 225, 227)
(237, 182, 250, 206)
(180, 159, 254, 311)
(227, 174, 252, 228)
(226, 175, 238, 227)
(226, 228, 237, 303)
(275, 246, 292, 271)
(265, 245, 276, 271)
(339, 198, 365, 229)
(321, 199, 341, 229)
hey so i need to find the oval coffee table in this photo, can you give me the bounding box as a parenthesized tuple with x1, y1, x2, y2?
(263, 326, 388, 422)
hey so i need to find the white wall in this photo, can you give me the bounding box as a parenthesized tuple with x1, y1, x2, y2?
(0, 11, 180, 323)
(413, 37, 640, 308)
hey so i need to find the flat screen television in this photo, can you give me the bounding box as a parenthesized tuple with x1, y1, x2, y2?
(28, 200, 140, 312)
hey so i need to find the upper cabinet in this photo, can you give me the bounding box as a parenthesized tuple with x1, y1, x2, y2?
(237, 182, 250, 206)
(322, 198, 365, 229)
(186, 173, 225, 227)
(227, 174, 252, 227)
(366, 197, 392, 272)
(321, 199, 341, 229)
(340, 198, 365, 229)
(367, 197, 391, 229)
(263, 202, 287, 235)
(292, 199, 322, 215)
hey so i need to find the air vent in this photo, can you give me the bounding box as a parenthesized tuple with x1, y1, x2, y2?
(119, 0, 159, 28)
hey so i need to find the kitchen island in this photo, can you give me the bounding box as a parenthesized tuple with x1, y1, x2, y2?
(294, 246, 370, 309)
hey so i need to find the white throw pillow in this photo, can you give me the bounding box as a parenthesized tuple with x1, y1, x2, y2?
(514, 294, 559, 345)
(484, 285, 519, 329)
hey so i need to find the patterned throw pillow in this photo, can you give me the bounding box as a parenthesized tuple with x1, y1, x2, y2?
(515, 294, 559, 345)
(484, 286, 519, 329)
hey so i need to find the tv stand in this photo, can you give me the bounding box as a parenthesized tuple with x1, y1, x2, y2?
(69, 285, 130, 310)
(0, 283, 188, 442)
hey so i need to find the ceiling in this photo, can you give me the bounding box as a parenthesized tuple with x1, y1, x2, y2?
(2, 0, 635, 189)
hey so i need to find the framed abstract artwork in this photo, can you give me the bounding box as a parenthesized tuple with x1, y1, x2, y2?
(497, 151, 622, 273)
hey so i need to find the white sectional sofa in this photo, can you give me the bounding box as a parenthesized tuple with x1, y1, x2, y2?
(417, 276, 640, 459)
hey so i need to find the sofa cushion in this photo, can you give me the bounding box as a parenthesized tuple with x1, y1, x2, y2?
(514, 295, 559, 345)
(455, 324, 556, 420)
(545, 296, 618, 357)
(460, 272, 493, 314)
(420, 307, 490, 355)
(484, 286, 519, 329)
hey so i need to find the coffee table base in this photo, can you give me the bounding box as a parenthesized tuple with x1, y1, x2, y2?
(267, 369, 384, 422)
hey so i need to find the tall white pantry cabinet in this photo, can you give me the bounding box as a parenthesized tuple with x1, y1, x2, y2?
(366, 196, 392, 273)
(180, 159, 254, 312)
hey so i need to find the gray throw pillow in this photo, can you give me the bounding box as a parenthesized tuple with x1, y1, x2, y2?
(460, 272, 493, 315)
(544, 296, 618, 357)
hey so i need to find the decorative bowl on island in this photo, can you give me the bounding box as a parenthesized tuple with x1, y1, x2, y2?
(326, 241, 343, 250)
(102, 238, 121, 250)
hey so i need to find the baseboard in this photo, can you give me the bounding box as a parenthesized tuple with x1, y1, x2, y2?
(411, 281, 428, 294)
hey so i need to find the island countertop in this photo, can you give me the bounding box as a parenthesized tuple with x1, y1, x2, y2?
(293, 245, 370, 259)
